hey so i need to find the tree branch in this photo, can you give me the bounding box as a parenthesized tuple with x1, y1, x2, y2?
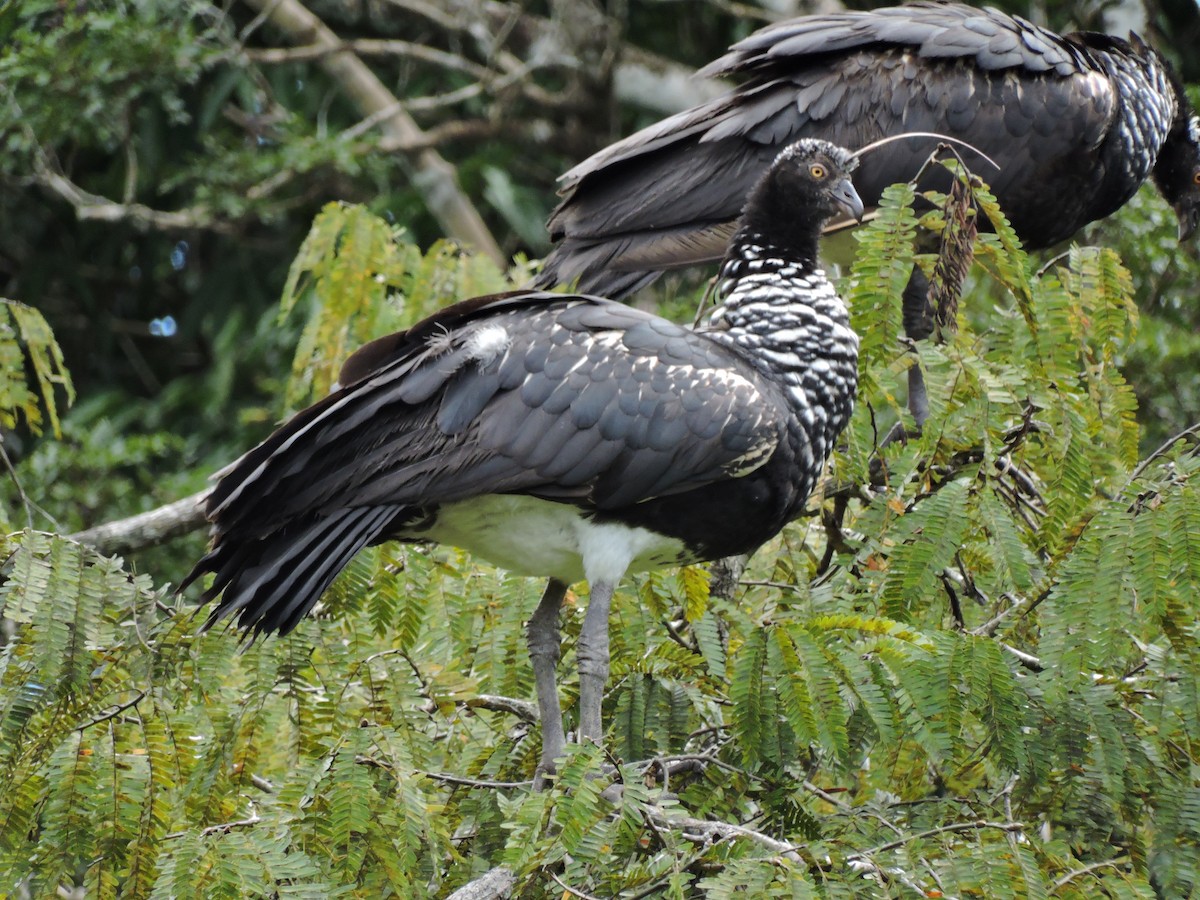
(998, 642, 1044, 672)
(245, 39, 493, 80)
(34, 157, 228, 234)
(445, 866, 517, 900)
(1050, 856, 1127, 891)
(164, 812, 262, 840)
(464, 694, 539, 723)
(1117, 420, 1200, 501)
(69, 488, 210, 556)
(239, 0, 504, 264)
(75, 690, 147, 732)
(847, 819, 1025, 859)
(419, 770, 535, 789)
(646, 806, 804, 862)
(385, 0, 729, 113)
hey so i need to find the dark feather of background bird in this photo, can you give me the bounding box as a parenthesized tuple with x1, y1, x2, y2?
(537, 2, 1200, 302)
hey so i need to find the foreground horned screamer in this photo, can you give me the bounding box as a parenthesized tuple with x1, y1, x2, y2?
(184, 139, 863, 778)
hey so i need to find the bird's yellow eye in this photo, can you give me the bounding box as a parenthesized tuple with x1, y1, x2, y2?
(810, 164, 826, 179)
(1193, 169, 1200, 186)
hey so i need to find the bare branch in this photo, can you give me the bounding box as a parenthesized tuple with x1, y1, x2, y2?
(69, 488, 210, 557)
(1050, 856, 1128, 891)
(445, 866, 517, 900)
(386, 0, 729, 112)
(999, 642, 1044, 672)
(34, 158, 227, 234)
(1118, 420, 1200, 501)
(246, 39, 493, 80)
(239, 0, 504, 263)
(164, 812, 262, 840)
(464, 694, 539, 723)
(375, 120, 507, 154)
(970, 593, 1030, 638)
(847, 819, 1026, 859)
(419, 769, 535, 789)
(646, 805, 804, 862)
(75, 690, 147, 732)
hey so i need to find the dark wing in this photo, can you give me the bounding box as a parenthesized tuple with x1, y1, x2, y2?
(537, 1, 1116, 296)
(184, 289, 782, 634)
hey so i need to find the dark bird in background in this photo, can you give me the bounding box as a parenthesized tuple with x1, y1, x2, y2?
(537, 2, 1200, 422)
(183, 139, 864, 779)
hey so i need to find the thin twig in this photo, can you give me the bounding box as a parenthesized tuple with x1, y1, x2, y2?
(76, 690, 147, 732)
(464, 694, 539, 723)
(1050, 856, 1127, 891)
(647, 806, 804, 862)
(164, 812, 262, 840)
(418, 769, 535, 789)
(547, 870, 604, 900)
(1117, 420, 1200, 500)
(847, 819, 1024, 859)
(803, 780, 852, 811)
(999, 642, 1044, 671)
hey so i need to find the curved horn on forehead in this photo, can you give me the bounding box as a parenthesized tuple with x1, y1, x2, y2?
(850, 132, 1001, 173)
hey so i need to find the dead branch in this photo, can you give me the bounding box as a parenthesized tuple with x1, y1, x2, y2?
(1050, 856, 1128, 891)
(69, 488, 210, 557)
(164, 811, 262, 840)
(419, 770, 535, 789)
(445, 866, 517, 900)
(646, 805, 804, 863)
(847, 819, 1025, 860)
(464, 694, 539, 723)
(34, 159, 228, 234)
(239, 0, 504, 263)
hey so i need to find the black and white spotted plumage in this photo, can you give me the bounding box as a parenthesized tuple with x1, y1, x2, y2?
(537, 3, 1200, 298)
(184, 139, 862, 775)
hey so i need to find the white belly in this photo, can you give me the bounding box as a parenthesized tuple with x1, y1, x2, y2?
(409, 494, 691, 585)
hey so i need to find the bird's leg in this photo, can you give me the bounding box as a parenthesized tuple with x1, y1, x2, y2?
(576, 579, 614, 743)
(902, 265, 933, 430)
(527, 578, 567, 783)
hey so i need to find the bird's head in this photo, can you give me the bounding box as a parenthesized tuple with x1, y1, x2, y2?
(1153, 114, 1200, 242)
(742, 139, 864, 249)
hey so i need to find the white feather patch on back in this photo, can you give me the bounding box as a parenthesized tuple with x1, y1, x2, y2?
(464, 324, 511, 365)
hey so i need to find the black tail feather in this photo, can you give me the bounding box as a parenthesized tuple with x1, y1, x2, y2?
(184, 505, 405, 639)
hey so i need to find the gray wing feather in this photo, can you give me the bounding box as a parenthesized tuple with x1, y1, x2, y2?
(209, 293, 782, 537)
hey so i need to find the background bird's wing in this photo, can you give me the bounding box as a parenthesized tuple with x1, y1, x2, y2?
(539, 2, 1116, 295)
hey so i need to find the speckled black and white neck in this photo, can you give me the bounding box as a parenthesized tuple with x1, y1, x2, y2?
(705, 227, 860, 498)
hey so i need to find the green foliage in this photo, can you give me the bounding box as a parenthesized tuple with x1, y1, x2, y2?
(0, 298, 73, 438)
(279, 203, 521, 409)
(4, 192, 1200, 898)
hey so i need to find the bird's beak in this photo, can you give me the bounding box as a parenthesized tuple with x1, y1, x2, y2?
(1177, 203, 1199, 242)
(834, 178, 865, 224)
